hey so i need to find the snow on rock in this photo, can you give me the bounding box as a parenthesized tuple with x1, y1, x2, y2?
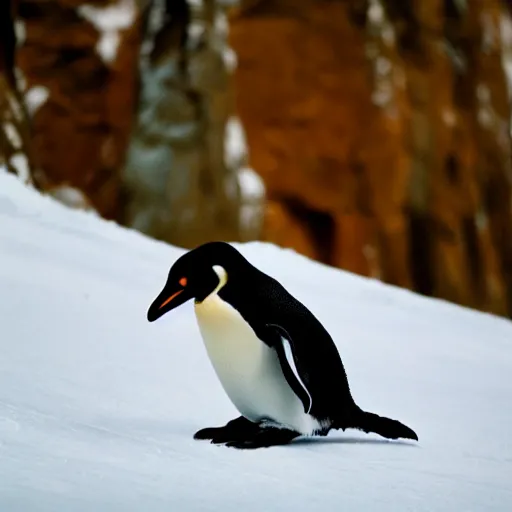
(47, 185, 98, 214)
(237, 166, 265, 237)
(237, 166, 265, 200)
(123, 0, 264, 244)
(224, 113, 265, 235)
(8, 153, 30, 183)
(24, 86, 50, 117)
(1, 172, 512, 511)
(224, 116, 247, 170)
(3, 122, 22, 149)
(14, 19, 26, 46)
(78, 0, 136, 64)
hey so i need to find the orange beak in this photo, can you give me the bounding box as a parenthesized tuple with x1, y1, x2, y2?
(148, 280, 192, 322)
(158, 289, 184, 309)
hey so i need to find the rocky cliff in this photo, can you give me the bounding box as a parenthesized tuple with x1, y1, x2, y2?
(10, 0, 264, 243)
(14, 0, 142, 217)
(230, 0, 512, 316)
(121, 0, 264, 248)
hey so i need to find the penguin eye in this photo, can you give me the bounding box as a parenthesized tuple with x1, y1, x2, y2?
(179, 277, 187, 287)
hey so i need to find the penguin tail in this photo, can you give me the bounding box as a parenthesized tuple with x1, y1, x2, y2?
(346, 407, 418, 441)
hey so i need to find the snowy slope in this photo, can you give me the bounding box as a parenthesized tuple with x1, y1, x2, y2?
(1, 172, 511, 512)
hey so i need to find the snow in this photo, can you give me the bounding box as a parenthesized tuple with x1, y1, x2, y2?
(9, 153, 30, 183)
(224, 117, 247, 170)
(14, 19, 26, 46)
(3, 122, 22, 149)
(25, 86, 50, 117)
(47, 185, 97, 214)
(224, 116, 264, 234)
(237, 167, 265, 235)
(0, 171, 512, 511)
(368, 0, 385, 25)
(4, 86, 24, 123)
(237, 167, 264, 200)
(78, 0, 136, 64)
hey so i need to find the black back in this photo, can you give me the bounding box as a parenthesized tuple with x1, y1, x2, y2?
(215, 251, 357, 424)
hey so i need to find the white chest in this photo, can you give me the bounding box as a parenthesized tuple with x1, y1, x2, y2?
(194, 294, 318, 435)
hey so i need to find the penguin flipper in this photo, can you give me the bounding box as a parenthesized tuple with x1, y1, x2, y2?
(265, 323, 313, 415)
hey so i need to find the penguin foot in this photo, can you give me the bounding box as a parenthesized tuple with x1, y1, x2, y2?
(194, 415, 259, 444)
(224, 427, 300, 450)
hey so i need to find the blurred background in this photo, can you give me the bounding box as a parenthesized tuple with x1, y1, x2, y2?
(2, 0, 512, 318)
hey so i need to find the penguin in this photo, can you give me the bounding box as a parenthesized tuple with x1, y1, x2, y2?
(147, 241, 418, 449)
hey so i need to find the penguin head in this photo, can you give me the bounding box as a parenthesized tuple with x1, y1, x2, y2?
(147, 241, 251, 322)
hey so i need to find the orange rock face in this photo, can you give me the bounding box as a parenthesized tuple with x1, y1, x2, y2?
(15, 0, 142, 218)
(12, 0, 265, 245)
(230, 0, 512, 316)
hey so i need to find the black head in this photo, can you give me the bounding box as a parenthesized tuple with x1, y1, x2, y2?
(147, 241, 252, 322)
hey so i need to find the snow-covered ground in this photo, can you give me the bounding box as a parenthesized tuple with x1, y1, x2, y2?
(0, 171, 511, 511)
